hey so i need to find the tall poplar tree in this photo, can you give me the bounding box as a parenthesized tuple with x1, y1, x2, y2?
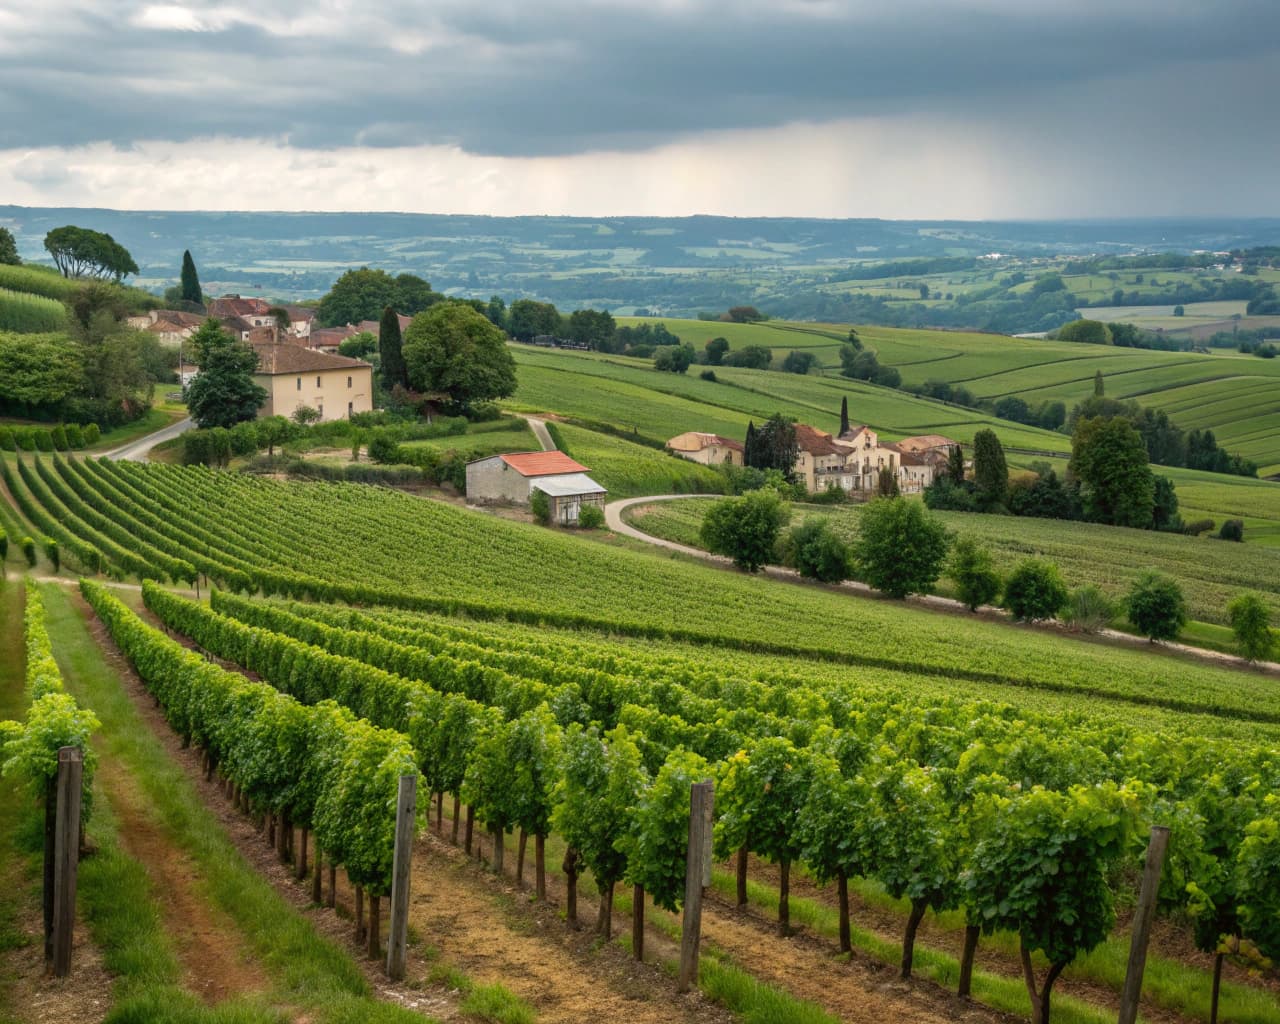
(378, 306, 408, 391)
(839, 396, 850, 436)
(180, 250, 203, 305)
(972, 428, 1008, 509)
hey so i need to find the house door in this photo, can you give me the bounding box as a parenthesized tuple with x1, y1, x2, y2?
(562, 498, 580, 524)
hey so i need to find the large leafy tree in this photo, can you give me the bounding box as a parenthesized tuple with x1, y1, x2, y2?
(566, 308, 616, 350)
(700, 489, 789, 573)
(947, 536, 1001, 611)
(0, 333, 82, 409)
(852, 497, 950, 598)
(185, 318, 267, 429)
(1070, 416, 1155, 528)
(507, 299, 562, 341)
(963, 784, 1136, 1024)
(1003, 559, 1069, 622)
(377, 306, 408, 391)
(402, 303, 517, 409)
(318, 268, 394, 326)
(1227, 592, 1275, 663)
(180, 249, 203, 305)
(43, 226, 138, 281)
(972, 428, 1008, 510)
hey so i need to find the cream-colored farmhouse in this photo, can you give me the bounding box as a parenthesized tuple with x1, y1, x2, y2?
(666, 432, 744, 466)
(250, 343, 373, 422)
(466, 451, 606, 525)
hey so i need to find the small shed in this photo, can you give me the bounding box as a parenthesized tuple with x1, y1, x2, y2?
(466, 451, 607, 524)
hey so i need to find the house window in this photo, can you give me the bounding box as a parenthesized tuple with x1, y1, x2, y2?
(296, 377, 301, 390)
(316, 375, 321, 387)
(347, 376, 352, 388)
(347, 401, 353, 417)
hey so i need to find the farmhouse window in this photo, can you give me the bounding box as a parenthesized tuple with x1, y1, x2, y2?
(296, 377, 301, 390)
(347, 376, 352, 388)
(316, 375, 322, 387)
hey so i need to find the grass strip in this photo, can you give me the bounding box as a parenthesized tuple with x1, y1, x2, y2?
(38, 582, 437, 1024)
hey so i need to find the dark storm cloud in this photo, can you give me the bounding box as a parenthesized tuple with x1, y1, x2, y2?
(3, 0, 1279, 156)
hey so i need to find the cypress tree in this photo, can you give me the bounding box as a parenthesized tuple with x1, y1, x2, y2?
(946, 444, 965, 485)
(972, 429, 1008, 510)
(1093, 370, 1105, 397)
(839, 397, 850, 436)
(744, 422, 758, 469)
(180, 250, 203, 305)
(379, 306, 408, 391)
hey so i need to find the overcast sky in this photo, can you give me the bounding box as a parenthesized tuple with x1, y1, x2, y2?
(2, 0, 1277, 218)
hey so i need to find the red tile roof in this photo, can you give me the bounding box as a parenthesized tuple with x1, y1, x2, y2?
(896, 434, 958, 452)
(499, 451, 590, 477)
(793, 423, 844, 457)
(208, 296, 272, 319)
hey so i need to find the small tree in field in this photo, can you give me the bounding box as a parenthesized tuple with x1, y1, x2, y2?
(700, 489, 788, 572)
(947, 537, 1001, 611)
(852, 497, 950, 598)
(972, 429, 1008, 510)
(715, 738, 814, 935)
(964, 784, 1136, 1024)
(1227, 592, 1274, 662)
(786, 518, 851, 583)
(1126, 570, 1186, 642)
(1003, 559, 1068, 622)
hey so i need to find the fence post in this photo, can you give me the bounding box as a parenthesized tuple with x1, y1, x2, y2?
(385, 773, 417, 981)
(52, 747, 84, 978)
(1117, 825, 1170, 1024)
(677, 780, 714, 993)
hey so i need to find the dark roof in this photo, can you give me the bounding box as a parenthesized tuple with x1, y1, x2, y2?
(208, 296, 272, 318)
(251, 343, 372, 375)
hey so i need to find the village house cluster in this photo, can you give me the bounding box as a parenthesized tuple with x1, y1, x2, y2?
(667, 420, 957, 496)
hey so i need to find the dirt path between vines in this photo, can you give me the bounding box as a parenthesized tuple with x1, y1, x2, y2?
(92, 755, 271, 1004)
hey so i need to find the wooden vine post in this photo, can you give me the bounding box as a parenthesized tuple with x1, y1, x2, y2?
(386, 773, 416, 981)
(677, 780, 714, 993)
(1117, 824, 1170, 1024)
(51, 747, 84, 978)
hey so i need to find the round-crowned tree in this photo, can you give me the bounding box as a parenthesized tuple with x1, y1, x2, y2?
(1227, 592, 1275, 662)
(851, 497, 950, 598)
(1126, 570, 1186, 642)
(1003, 559, 1068, 622)
(946, 536, 1001, 611)
(402, 302, 517, 410)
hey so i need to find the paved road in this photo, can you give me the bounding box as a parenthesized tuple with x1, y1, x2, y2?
(100, 416, 193, 462)
(605, 493, 1280, 674)
(521, 416, 556, 452)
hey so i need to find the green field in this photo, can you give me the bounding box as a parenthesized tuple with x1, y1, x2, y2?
(397, 415, 538, 459)
(547, 421, 726, 498)
(624, 496, 1280, 628)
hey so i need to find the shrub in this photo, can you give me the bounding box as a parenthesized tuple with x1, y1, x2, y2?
(787, 518, 851, 583)
(700, 369, 718, 382)
(1218, 519, 1244, 542)
(530, 488, 551, 525)
(700, 489, 789, 573)
(82, 423, 100, 445)
(1003, 559, 1068, 622)
(182, 430, 211, 466)
(367, 430, 401, 465)
(22, 536, 36, 568)
(42, 537, 59, 573)
(50, 425, 68, 451)
(0, 427, 13, 451)
(1227, 592, 1274, 663)
(852, 497, 950, 599)
(64, 423, 84, 449)
(1126, 571, 1186, 642)
(33, 429, 53, 452)
(1064, 584, 1116, 633)
(577, 504, 605, 530)
(291, 405, 322, 426)
(1182, 518, 1215, 537)
(946, 538, 1001, 611)
(923, 477, 976, 512)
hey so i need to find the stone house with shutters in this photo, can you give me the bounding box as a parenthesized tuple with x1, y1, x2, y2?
(792, 423, 900, 494)
(249, 343, 372, 422)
